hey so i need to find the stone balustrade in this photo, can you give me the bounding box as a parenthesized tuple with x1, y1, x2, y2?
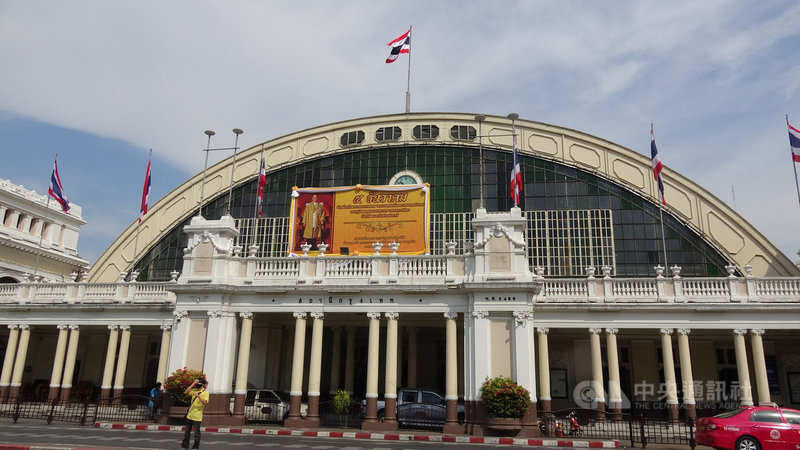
(1, 256, 798, 305)
(0, 281, 176, 305)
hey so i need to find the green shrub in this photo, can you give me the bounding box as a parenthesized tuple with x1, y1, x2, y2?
(164, 368, 207, 406)
(333, 390, 351, 427)
(480, 376, 530, 418)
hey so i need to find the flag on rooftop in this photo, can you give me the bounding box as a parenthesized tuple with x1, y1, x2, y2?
(257, 146, 266, 216)
(651, 124, 666, 205)
(386, 28, 411, 63)
(139, 155, 152, 222)
(510, 130, 522, 205)
(48, 157, 70, 213)
(788, 118, 800, 163)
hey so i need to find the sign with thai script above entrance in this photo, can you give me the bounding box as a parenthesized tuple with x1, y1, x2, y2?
(288, 184, 430, 256)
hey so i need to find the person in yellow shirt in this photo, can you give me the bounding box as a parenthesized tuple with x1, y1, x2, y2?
(181, 377, 209, 449)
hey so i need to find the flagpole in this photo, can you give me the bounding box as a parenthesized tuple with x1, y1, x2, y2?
(33, 153, 57, 281)
(788, 115, 800, 208)
(652, 123, 668, 269)
(405, 25, 412, 113)
(129, 149, 152, 279)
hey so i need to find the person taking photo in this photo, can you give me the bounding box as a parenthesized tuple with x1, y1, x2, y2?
(181, 377, 209, 449)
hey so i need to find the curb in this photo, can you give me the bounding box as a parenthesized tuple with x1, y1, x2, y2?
(88, 422, 620, 447)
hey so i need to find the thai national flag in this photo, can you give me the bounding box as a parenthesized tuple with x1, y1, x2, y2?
(651, 125, 666, 205)
(48, 157, 70, 213)
(788, 119, 800, 163)
(386, 28, 410, 63)
(139, 157, 152, 222)
(257, 147, 266, 216)
(510, 132, 522, 205)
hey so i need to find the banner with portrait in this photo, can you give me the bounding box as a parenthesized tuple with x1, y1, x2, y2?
(288, 184, 430, 256)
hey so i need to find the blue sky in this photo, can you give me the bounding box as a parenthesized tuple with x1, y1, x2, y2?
(1, 1, 799, 266)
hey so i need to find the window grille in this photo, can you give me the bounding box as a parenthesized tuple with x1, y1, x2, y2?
(450, 125, 476, 141)
(236, 209, 615, 277)
(340, 130, 365, 147)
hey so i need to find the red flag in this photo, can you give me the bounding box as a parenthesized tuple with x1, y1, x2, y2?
(257, 147, 266, 216)
(139, 157, 152, 222)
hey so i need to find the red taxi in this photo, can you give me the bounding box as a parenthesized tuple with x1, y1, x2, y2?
(696, 406, 800, 450)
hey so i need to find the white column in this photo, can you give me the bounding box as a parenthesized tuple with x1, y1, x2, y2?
(471, 311, 490, 402)
(328, 326, 342, 394)
(385, 312, 399, 400)
(234, 313, 254, 395)
(100, 325, 120, 398)
(307, 312, 325, 398)
(203, 310, 238, 395)
(289, 312, 307, 399)
(589, 328, 605, 409)
(536, 328, 551, 408)
(606, 328, 622, 412)
(60, 325, 80, 400)
(0, 325, 20, 394)
(49, 325, 70, 398)
(676, 328, 696, 418)
(157, 325, 172, 385)
(167, 311, 188, 375)
(660, 329, 678, 405)
(365, 312, 381, 401)
(113, 325, 131, 395)
(444, 313, 459, 402)
(750, 329, 770, 406)
(733, 329, 753, 406)
(9, 325, 31, 395)
(512, 311, 536, 400)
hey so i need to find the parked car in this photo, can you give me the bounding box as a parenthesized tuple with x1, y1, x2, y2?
(361, 388, 465, 428)
(696, 405, 800, 450)
(231, 389, 307, 423)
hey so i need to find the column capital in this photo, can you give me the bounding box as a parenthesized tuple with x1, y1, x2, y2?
(366, 311, 381, 320)
(107, 325, 119, 331)
(119, 325, 131, 331)
(18, 324, 30, 331)
(7, 324, 18, 330)
(68, 325, 79, 331)
(588, 327, 603, 334)
(733, 328, 748, 336)
(385, 311, 400, 320)
(239, 312, 253, 320)
(472, 310, 489, 320)
(750, 329, 765, 336)
(207, 310, 223, 319)
(310, 311, 324, 320)
(536, 327, 549, 335)
(513, 310, 533, 324)
(57, 324, 70, 331)
(160, 324, 172, 331)
(173, 310, 188, 321)
(676, 328, 691, 335)
(293, 311, 307, 320)
(660, 328, 673, 335)
(443, 312, 457, 321)
(605, 328, 618, 335)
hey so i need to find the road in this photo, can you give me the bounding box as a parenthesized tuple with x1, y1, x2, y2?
(0, 422, 579, 449)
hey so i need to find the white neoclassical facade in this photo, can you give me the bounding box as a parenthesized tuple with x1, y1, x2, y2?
(1, 113, 799, 437)
(0, 178, 88, 282)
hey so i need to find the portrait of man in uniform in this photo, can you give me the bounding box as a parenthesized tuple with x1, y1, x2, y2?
(295, 193, 331, 250)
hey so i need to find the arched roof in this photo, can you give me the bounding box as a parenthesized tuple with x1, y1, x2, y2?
(88, 112, 799, 282)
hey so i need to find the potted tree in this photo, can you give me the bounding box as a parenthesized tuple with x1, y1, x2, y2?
(480, 376, 530, 432)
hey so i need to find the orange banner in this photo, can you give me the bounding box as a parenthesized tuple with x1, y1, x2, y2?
(289, 185, 429, 256)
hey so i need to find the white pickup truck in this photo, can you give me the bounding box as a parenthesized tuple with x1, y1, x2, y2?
(362, 388, 465, 428)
